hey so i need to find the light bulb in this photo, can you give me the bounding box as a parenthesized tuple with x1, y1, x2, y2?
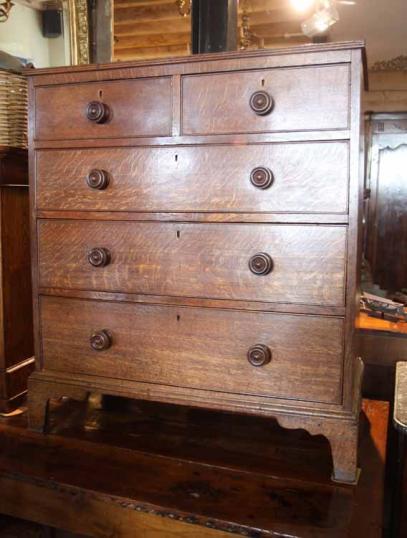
(301, 2, 339, 37)
(290, 0, 316, 13)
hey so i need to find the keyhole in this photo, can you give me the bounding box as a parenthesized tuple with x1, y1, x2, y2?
(177, 314, 181, 321)
(175, 154, 178, 162)
(98, 89, 103, 99)
(176, 230, 181, 239)
(261, 78, 265, 87)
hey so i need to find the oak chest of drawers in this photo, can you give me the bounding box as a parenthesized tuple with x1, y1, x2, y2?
(27, 42, 366, 483)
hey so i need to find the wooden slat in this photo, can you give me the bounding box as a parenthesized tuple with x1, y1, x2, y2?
(115, 32, 190, 50)
(115, 45, 189, 60)
(115, 0, 175, 8)
(114, 19, 189, 36)
(114, 3, 185, 23)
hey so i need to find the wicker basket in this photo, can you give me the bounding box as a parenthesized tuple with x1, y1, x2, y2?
(0, 70, 28, 149)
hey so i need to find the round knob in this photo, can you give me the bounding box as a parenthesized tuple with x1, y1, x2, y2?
(247, 344, 272, 367)
(86, 169, 109, 190)
(86, 101, 110, 123)
(88, 247, 111, 267)
(249, 253, 273, 275)
(250, 167, 274, 189)
(90, 330, 112, 351)
(249, 91, 274, 116)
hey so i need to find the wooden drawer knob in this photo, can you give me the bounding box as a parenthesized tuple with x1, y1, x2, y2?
(88, 247, 111, 267)
(90, 329, 112, 351)
(249, 253, 273, 275)
(86, 169, 109, 190)
(247, 344, 272, 367)
(250, 167, 274, 189)
(249, 91, 274, 116)
(86, 101, 110, 124)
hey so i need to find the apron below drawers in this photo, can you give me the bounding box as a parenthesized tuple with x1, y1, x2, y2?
(38, 221, 347, 307)
(40, 296, 344, 405)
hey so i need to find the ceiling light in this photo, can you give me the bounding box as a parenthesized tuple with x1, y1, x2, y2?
(290, 0, 316, 12)
(301, 1, 339, 37)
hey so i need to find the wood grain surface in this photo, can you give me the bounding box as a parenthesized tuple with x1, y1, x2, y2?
(36, 142, 349, 213)
(38, 220, 347, 306)
(182, 64, 350, 135)
(40, 296, 344, 404)
(34, 77, 172, 141)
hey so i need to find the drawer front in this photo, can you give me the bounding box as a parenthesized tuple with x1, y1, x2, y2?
(182, 65, 349, 135)
(38, 221, 346, 306)
(34, 78, 172, 141)
(40, 296, 344, 404)
(36, 142, 349, 214)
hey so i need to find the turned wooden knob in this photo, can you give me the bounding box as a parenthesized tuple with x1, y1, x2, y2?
(249, 253, 273, 275)
(90, 330, 112, 351)
(249, 91, 274, 116)
(247, 344, 272, 367)
(86, 169, 109, 190)
(88, 247, 111, 267)
(250, 167, 274, 189)
(86, 101, 110, 123)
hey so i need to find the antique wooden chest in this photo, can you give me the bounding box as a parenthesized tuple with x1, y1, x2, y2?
(27, 42, 365, 483)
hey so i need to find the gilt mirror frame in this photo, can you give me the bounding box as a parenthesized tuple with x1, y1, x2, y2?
(65, 0, 90, 65)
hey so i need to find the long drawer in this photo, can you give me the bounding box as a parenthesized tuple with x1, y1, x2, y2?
(34, 78, 172, 141)
(38, 221, 347, 306)
(36, 142, 349, 214)
(40, 296, 344, 404)
(182, 64, 350, 135)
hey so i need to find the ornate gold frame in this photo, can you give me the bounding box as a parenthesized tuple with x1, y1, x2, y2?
(65, 0, 90, 65)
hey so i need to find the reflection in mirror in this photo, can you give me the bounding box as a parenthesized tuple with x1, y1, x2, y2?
(112, 0, 310, 62)
(0, 0, 90, 68)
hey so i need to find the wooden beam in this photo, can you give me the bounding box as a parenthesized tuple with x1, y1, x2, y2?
(114, 3, 184, 24)
(115, 32, 190, 50)
(250, 21, 303, 38)
(115, 0, 174, 8)
(115, 44, 189, 60)
(114, 19, 189, 36)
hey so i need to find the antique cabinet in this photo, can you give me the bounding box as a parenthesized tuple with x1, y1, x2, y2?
(27, 42, 365, 483)
(0, 147, 34, 412)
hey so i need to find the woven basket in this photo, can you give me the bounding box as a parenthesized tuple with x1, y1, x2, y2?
(0, 70, 28, 149)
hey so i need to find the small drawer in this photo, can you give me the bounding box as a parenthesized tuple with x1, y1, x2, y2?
(182, 64, 349, 135)
(34, 78, 172, 141)
(40, 296, 344, 405)
(38, 221, 347, 307)
(36, 141, 349, 214)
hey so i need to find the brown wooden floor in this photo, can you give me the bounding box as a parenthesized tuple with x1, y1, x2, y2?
(0, 397, 389, 537)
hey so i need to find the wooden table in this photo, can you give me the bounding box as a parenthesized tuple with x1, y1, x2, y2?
(357, 312, 407, 400)
(0, 397, 389, 538)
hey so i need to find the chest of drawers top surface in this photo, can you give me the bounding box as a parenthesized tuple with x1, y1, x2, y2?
(28, 43, 366, 484)
(28, 41, 364, 144)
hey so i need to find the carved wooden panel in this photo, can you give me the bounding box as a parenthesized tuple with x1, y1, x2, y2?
(38, 220, 347, 306)
(36, 142, 349, 214)
(182, 65, 350, 135)
(40, 296, 344, 404)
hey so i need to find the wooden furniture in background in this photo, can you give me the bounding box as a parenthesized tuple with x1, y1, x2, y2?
(27, 42, 365, 483)
(0, 147, 34, 413)
(357, 312, 407, 400)
(392, 362, 407, 538)
(364, 112, 407, 294)
(0, 398, 390, 537)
